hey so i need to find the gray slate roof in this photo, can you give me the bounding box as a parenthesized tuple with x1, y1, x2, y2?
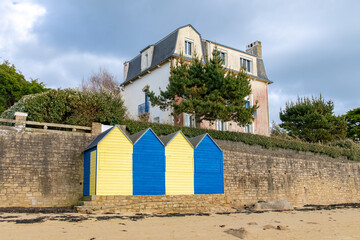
(84, 125, 131, 151)
(160, 130, 193, 148)
(188, 133, 207, 149)
(129, 128, 164, 146)
(160, 131, 179, 146)
(122, 24, 271, 85)
(84, 126, 114, 151)
(122, 25, 180, 85)
(129, 128, 148, 144)
(189, 133, 222, 151)
(256, 58, 269, 81)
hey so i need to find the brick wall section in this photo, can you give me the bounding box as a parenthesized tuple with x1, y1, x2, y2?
(0, 127, 360, 211)
(0, 127, 93, 207)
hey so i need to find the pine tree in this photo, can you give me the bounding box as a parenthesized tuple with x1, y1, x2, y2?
(147, 50, 258, 128)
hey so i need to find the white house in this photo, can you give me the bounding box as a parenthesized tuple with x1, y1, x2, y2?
(121, 24, 272, 136)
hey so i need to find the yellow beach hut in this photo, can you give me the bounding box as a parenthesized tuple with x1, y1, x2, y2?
(83, 125, 133, 196)
(160, 131, 194, 195)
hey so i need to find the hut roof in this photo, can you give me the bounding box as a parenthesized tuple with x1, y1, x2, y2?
(129, 128, 164, 145)
(160, 130, 193, 147)
(84, 125, 131, 151)
(189, 133, 222, 151)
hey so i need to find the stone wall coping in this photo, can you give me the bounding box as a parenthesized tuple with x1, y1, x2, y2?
(14, 112, 28, 117)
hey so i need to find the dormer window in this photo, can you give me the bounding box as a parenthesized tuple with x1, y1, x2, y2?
(240, 58, 252, 73)
(145, 53, 149, 68)
(140, 45, 154, 71)
(185, 40, 193, 56)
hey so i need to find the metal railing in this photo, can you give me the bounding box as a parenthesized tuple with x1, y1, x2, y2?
(138, 102, 149, 115)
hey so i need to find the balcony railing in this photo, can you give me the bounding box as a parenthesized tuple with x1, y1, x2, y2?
(138, 102, 149, 115)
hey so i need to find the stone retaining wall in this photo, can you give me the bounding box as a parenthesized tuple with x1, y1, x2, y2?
(220, 140, 360, 208)
(0, 127, 359, 212)
(0, 127, 93, 207)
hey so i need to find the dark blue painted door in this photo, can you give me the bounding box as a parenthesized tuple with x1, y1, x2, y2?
(83, 149, 92, 196)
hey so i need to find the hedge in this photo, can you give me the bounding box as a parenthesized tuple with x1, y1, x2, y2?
(1, 89, 127, 127)
(122, 120, 360, 161)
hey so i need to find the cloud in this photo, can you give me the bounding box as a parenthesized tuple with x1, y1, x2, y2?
(0, 0, 46, 56)
(14, 50, 124, 89)
(0, 0, 124, 89)
(1, 0, 359, 126)
(268, 87, 299, 124)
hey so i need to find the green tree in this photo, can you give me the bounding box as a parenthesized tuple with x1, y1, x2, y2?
(148, 50, 258, 127)
(345, 107, 360, 141)
(279, 95, 347, 143)
(0, 60, 47, 114)
(1, 89, 127, 127)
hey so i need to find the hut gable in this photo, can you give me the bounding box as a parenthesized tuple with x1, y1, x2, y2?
(161, 131, 194, 195)
(131, 128, 165, 195)
(191, 134, 224, 194)
(85, 125, 132, 151)
(189, 133, 222, 151)
(130, 128, 163, 146)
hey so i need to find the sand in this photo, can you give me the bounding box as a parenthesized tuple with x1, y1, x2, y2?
(1, 208, 360, 240)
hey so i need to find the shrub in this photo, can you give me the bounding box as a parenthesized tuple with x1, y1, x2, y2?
(1, 89, 126, 127)
(122, 120, 360, 161)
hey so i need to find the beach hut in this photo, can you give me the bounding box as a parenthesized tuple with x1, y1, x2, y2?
(130, 128, 165, 195)
(161, 131, 194, 195)
(83, 125, 133, 196)
(189, 134, 224, 194)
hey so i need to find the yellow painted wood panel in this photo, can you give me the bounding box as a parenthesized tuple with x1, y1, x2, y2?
(97, 127, 133, 195)
(98, 153, 133, 171)
(165, 132, 194, 194)
(166, 172, 194, 195)
(165, 133, 194, 172)
(90, 150, 96, 195)
(96, 170, 132, 195)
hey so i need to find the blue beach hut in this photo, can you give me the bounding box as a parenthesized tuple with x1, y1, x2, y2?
(189, 134, 224, 194)
(130, 128, 166, 195)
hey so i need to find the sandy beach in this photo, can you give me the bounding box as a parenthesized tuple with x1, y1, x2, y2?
(1, 207, 360, 240)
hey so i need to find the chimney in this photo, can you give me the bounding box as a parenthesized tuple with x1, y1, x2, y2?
(246, 41, 262, 58)
(123, 61, 129, 81)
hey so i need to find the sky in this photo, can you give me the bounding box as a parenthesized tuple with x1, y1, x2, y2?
(1, 0, 359, 124)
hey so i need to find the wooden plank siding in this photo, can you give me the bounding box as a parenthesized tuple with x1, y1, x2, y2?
(90, 149, 97, 195)
(97, 127, 133, 195)
(165, 132, 194, 195)
(133, 130, 165, 195)
(194, 135, 224, 194)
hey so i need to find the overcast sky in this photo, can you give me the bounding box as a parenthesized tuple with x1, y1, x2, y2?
(1, 0, 359, 124)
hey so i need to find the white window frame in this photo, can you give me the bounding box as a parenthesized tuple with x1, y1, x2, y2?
(217, 120, 227, 131)
(245, 124, 252, 133)
(184, 113, 194, 127)
(240, 57, 252, 73)
(184, 39, 193, 56)
(145, 53, 149, 68)
(244, 94, 255, 134)
(219, 50, 227, 66)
